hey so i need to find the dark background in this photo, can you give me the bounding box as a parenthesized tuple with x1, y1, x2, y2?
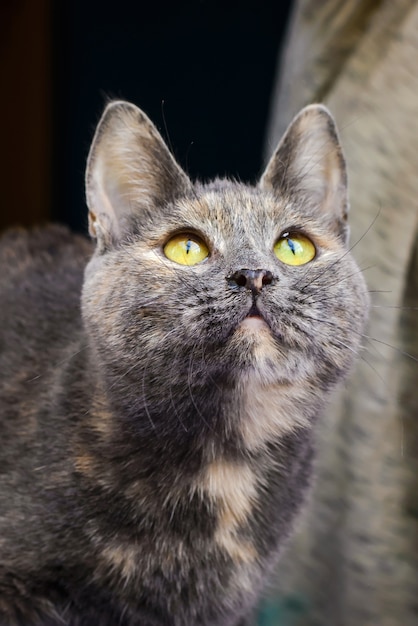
(1, 0, 292, 233)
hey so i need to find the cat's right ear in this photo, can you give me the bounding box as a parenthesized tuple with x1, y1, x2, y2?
(85, 101, 192, 250)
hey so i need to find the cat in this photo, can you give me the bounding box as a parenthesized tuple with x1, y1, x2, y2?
(0, 100, 369, 626)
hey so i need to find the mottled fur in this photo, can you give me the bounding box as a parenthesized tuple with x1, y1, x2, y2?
(0, 101, 368, 625)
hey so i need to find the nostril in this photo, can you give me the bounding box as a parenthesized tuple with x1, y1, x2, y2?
(234, 273, 247, 287)
(262, 271, 273, 286)
(229, 270, 251, 288)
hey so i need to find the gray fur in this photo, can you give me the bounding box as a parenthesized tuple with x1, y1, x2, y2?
(0, 101, 369, 625)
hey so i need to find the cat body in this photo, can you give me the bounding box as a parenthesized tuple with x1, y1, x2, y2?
(0, 102, 368, 625)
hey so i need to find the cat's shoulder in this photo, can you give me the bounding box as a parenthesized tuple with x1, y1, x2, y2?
(0, 225, 93, 338)
(0, 224, 93, 295)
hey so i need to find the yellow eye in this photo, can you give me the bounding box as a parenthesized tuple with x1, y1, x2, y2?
(274, 233, 316, 266)
(163, 233, 209, 266)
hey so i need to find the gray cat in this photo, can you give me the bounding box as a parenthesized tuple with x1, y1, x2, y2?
(0, 101, 369, 626)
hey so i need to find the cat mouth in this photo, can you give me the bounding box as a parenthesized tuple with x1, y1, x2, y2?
(247, 303, 263, 318)
(239, 303, 271, 331)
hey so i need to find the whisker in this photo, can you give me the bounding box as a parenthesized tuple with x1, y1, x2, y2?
(370, 305, 418, 310)
(26, 343, 91, 383)
(168, 381, 188, 433)
(197, 336, 224, 394)
(331, 336, 385, 384)
(298, 264, 374, 304)
(139, 328, 181, 431)
(363, 335, 418, 363)
(139, 355, 158, 432)
(296, 310, 408, 384)
(107, 354, 145, 394)
(160, 99, 174, 156)
(338, 113, 368, 135)
(299, 309, 418, 369)
(296, 208, 381, 294)
(187, 339, 214, 433)
(106, 327, 178, 431)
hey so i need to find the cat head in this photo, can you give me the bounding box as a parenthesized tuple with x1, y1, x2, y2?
(82, 101, 368, 446)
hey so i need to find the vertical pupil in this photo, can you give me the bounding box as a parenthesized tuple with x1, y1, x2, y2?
(185, 239, 192, 254)
(287, 238, 296, 255)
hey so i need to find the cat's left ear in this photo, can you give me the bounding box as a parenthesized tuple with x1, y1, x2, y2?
(260, 105, 349, 241)
(86, 101, 192, 250)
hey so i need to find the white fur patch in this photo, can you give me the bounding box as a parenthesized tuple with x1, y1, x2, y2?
(240, 379, 310, 451)
(233, 323, 311, 450)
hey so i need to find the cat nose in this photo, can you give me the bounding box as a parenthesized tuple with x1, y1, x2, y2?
(228, 269, 274, 295)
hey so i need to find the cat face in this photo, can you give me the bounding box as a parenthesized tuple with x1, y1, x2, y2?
(81, 102, 369, 446)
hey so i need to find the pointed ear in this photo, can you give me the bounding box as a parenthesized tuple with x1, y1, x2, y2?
(85, 101, 192, 250)
(260, 105, 349, 240)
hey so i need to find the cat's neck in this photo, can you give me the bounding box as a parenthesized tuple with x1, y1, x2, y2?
(71, 344, 316, 489)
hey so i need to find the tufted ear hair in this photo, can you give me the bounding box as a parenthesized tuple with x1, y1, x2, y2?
(85, 101, 192, 250)
(260, 104, 349, 241)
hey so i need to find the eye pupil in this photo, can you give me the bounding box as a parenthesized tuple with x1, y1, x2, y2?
(186, 240, 191, 254)
(287, 238, 296, 255)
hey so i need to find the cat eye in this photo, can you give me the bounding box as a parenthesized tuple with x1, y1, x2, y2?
(163, 233, 209, 266)
(274, 233, 316, 266)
